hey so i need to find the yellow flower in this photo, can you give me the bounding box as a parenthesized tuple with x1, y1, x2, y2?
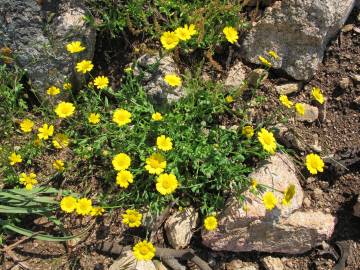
(305, 153, 324, 175)
(282, 184, 296, 206)
(251, 179, 257, 189)
(262, 191, 277, 210)
(258, 56, 272, 67)
(60, 196, 77, 213)
(66, 41, 85, 54)
(242, 125, 254, 139)
(93, 75, 109, 90)
(76, 198, 92, 215)
(122, 209, 142, 228)
(268, 50, 280, 60)
(116, 170, 134, 188)
(88, 113, 101, 124)
(112, 153, 131, 171)
(152, 112, 163, 121)
(185, 24, 197, 37)
(124, 67, 133, 73)
(9, 152, 22, 165)
(55, 102, 75, 118)
(47, 86, 61, 96)
(175, 24, 197, 41)
(204, 216, 218, 231)
(90, 206, 105, 216)
(145, 153, 166, 175)
(295, 103, 305, 116)
(156, 173, 178, 195)
(156, 135, 173, 151)
(76, 60, 94, 74)
(133, 240, 156, 261)
(53, 159, 64, 172)
(38, 123, 54, 140)
(164, 74, 182, 87)
(258, 128, 277, 154)
(112, 108, 132, 126)
(223, 26, 238, 44)
(20, 119, 34, 133)
(63, 82, 72, 90)
(225, 95, 234, 103)
(279, 95, 293, 108)
(19, 172, 37, 190)
(160, 31, 179, 50)
(311, 87, 325, 104)
(52, 133, 69, 149)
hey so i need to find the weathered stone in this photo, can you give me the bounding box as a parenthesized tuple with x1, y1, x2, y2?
(296, 104, 319, 123)
(226, 260, 259, 270)
(303, 197, 311, 208)
(202, 153, 336, 254)
(273, 124, 306, 151)
(339, 77, 351, 89)
(241, 0, 356, 80)
(353, 195, 360, 217)
(342, 24, 354, 32)
(0, 0, 96, 98)
(153, 260, 168, 270)
(225, 61, 247, 87)
(261, 256, 284, 270)
(275, 83, 301, 95)
(109, 250, 156, 270)
(164, 207, 198, 249)
(134, 54, 184, 104)
(351, 74, 360, 83)
(247, 69, 268, 87)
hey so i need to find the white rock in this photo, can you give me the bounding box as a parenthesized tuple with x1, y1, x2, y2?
(225, 61, 247, 87)
(202, 153, 337, 254)
(296, 104, 319, 123)
(109, 250, 156, 270)
(275, 83, 301, 95)
(242, 0, 356, 80)
(165, 207, 198, 249)
(261, 256, 284, 270)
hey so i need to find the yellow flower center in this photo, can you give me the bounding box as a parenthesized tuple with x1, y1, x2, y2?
(139, 246, 150, 255)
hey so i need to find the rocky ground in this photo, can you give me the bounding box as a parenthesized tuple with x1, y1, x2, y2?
(1, 0, 360, 270)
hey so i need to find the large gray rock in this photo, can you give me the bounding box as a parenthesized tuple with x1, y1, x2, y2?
(202, 153, 337, 254)
(134, 54, 185, 104)
(109, 250, 156, 270)
(242, 0, 356, 80)
(0, 0, 96, 97)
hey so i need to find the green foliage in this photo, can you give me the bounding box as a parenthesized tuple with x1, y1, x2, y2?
(85, 0, 250, 49)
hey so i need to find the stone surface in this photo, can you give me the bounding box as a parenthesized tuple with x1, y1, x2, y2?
(275, 83, 301, 95)
(202, 153, 337, 254)
(153, 260, 168, 270)
(353, 195, 360, 217)
(226, 260, 259, 270)
(339, 77, 352, 89)
(109, 250, 156, 270)
(352, 74, 360, 83)
(247, 68, 269, 87)
(273, 124, 306, 151)
(241, 0, 356, 80)
(134, 54, 184, 104)
(164, 207, 198, 249)
(261, 256, 284, 270)
(0, 0, 96, 97)
(225, 61, 247, 87)
(296, 104, 319, 123)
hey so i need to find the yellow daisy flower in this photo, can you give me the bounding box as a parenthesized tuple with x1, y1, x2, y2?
(63, 82, 72, 90)
(76, 60, 93, 74)
(295, 103, 305, 116)
(9, 152, 22, 165)
(66, 41, 85, 54)
(204, 216, 218, 231)
(305, 153, 324, 175)
(38, 123, 54, 140)
(156, 135, 173, 151)
(156, 173, 178, 195)
(225, 95, 234, 103)
(258, 56, 272, 67)
(60, 196, 77, 213)
(122, 209, 142, 228)
(112, 108, 132, 126)
(242, 125, 254, 139)
(268, 50, 280, 60)
(282, 184, 296, 206)
(116, 170, 134, 188)
(19, 172, 37, 190)
(20, 119, 34, 133)
(90, 206, 105, 216)
(152, 112, 163, 121)
(164, 74, 182, 87)
(47, 86, 61, 96)
(145, 153, 166, 175)
(76, 198, 92, 215)
(112, 153, 131, 171)
(93, 76, 109, 90)
(223, 26, 238, 44)
(53, 160, 64, 172)
(160, 31, 179, 50)
(311, 87, 325, 104)
(262, 191, 277, 210)
(55, 102, 75, 118)
(279, 95, 293, 108)
(133, 240, 156, 261)
(258, 128, 277, 154)
(88, 113, 101, 124)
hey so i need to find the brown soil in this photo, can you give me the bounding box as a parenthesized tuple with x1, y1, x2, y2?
(2, 6, 360, 270)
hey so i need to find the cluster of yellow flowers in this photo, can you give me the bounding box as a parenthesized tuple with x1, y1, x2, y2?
(160, 24, 197, 50)
(60, 196, 104, 216)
